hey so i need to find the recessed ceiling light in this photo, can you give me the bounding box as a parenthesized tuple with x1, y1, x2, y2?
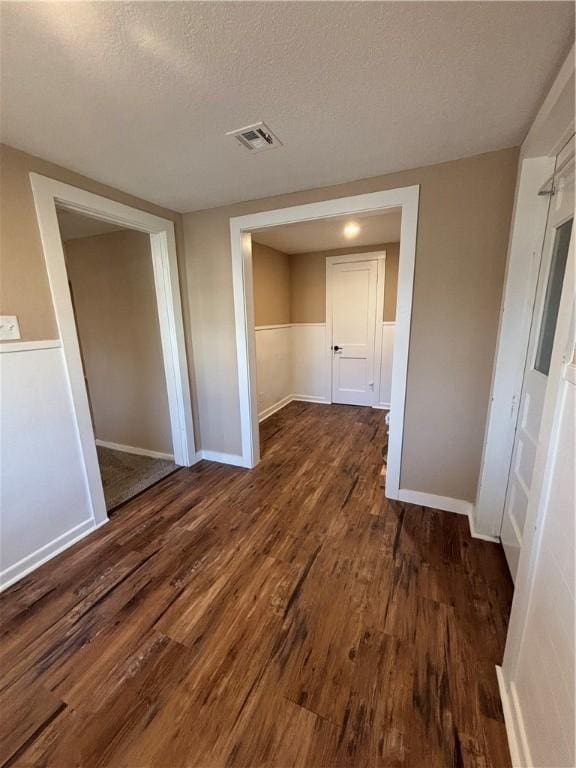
(344, 222, 360, 239)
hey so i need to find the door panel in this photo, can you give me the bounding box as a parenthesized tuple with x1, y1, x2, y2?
(502, 150, 574, 580)
(330, 260, 378, 406)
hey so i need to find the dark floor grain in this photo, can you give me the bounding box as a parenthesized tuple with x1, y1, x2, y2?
(0, 402, 513, 767)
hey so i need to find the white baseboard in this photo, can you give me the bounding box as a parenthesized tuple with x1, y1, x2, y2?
(196, 450, 247, 467)
(373, 402, 391, 410)
(496, 666, 531, 767)
(291, 395, 331, 405)
(398, 489, 473, 516)
(469, 512, 501, 543)
(95, 439, 174, 462)
(0, 517, 108, 592)
(398, 489, 502, 544)
(259, 394, 331, 423)
(259, 395, 293, 422)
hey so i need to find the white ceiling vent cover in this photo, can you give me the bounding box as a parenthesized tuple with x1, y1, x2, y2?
(226, 122, 282, 153)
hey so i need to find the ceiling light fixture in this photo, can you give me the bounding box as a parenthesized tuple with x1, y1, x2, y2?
(344, 222, 361, 239)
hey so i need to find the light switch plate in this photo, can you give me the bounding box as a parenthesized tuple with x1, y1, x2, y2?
(0, 315, 21, 341)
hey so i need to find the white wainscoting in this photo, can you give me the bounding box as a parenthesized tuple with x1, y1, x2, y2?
(291, 323, 329, 402)
(255, 322, 395, 420)
(0, 342, 104, 590)
(254, 325, 293, 420)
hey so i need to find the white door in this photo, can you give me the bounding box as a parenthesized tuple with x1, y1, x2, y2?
(501, 147, 574, 580)
(329, 258, 379, 406)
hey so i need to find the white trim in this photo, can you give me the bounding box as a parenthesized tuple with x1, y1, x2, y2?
(496, 667, 532, 767)
(564, 361, 576, 385)
(325, 252, 386, 266)
(476, 46, 575, 539)
(468, 514, 500, 543)
(522, 43, 575, 157)
(95, 439, 174, 461)
(259, 394, 332, 422)
(398, 489, 498, 543)
(196, 449, 246, 467)
(374, 256, 386, 410)
(398, 489, 473, 517)
(254, 322, 327, 331)
(381, 320, 396, 326)
(373, 403, 391, 410)
(0, 339, 62, 353)
(292, 394, 331, 405)
(254, 323, 292, 331)
(29, 173, 197, 531)
(0, 518, 108, 592)
(258, 395, 293, 422)
(230, 185, 419, 504)
(325, 251, 386, 411)
(501, 205, 575, 684)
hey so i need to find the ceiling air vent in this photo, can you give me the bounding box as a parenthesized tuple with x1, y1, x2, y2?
(226, 122, 282, 153)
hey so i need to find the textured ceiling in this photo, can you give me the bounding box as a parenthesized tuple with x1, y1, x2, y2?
(253, 210, 401, 254)
(1, 2, 573, 212)
(57, 209, 125, 241)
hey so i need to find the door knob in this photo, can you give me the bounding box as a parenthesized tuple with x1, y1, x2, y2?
(332, 345, 341, 352)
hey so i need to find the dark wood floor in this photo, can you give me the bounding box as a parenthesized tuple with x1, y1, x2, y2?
(0, 402, 513, 767)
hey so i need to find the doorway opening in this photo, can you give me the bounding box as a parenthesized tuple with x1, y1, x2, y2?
(56, 208, 179, 512)
(30, 174, 196, 527)
(230, 186, 419, 500)
(248, 210, 402, 483)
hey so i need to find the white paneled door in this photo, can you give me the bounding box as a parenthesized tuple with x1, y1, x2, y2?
(501, 145, 574, 580)
(329, 258, 380, 406)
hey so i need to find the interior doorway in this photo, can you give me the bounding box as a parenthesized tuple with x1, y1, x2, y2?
(230, 186, 419, 500)
(56, 209, 179, 512)
(327, 252, 385, 407)
(30, 174, 196, 527)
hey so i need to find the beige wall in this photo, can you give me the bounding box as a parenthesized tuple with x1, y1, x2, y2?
(383, 243, 399, 323)
(1, 141, 519, 501)
(65, 229, 172, 454)
(0, 142, 200, 447)
(185, 147, 519, 500)
(0, 143, 187, 342)
(252, 242, 291, 326)
(253, 241, 399, 324)
(290, 242, 399, 323)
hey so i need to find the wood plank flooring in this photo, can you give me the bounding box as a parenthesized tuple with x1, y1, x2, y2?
(0, 402, 513, 767)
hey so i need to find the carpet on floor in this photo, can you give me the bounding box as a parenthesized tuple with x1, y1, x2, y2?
(96, 445, 177, 511)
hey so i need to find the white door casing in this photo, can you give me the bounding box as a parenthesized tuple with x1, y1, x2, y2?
(501, 145, 574, 579)
(29, 173, 197, 529)
(229, 185, 420, 501)
(326, 255, 383, 406)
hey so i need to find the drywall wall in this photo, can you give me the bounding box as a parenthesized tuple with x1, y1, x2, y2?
(255, 322, 395, 420)
(184, 147, 519, 501)
(0, 143, 196, 587)
(1, 141, 518, 502)
(289, 242, 399, 323)
(0, 344, 96, 587)
(64, 229, 172, 455)
(252, 242, 291, 326)
(0, 144, 188, 343)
